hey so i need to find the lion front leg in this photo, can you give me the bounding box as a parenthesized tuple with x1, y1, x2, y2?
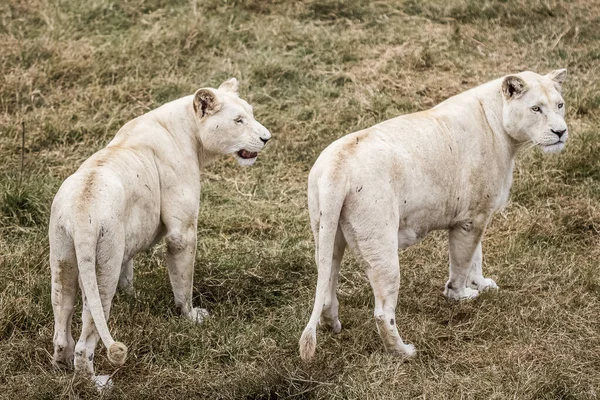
(444, 224, 485, 300)
(466, 242, 499, 292)
(164, 224, 208, 324)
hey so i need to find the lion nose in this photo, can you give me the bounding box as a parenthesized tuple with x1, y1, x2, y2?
(260, 137, 270, 144)
(551, 128, 566, 138)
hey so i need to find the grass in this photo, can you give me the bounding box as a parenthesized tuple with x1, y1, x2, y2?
(1, 0, 600, 398)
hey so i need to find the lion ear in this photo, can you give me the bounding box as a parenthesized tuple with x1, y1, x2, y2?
(501, 75, 528, 99)
(193, 89, 221, 118)
(546, 68, 567, 85)
(218, 78, 239, 94)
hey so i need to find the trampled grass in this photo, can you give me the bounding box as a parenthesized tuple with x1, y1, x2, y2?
(1, 0, 599, 398)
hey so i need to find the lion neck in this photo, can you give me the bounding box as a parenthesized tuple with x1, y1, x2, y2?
(153, 96, 220, 169)
(472, 79, 522, 159)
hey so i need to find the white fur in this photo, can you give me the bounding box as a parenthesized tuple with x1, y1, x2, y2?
(299, 70, 568, 361)
(49, 78, 271, 375)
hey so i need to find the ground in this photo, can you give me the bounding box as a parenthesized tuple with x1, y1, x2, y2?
(1, 0, 600, 398)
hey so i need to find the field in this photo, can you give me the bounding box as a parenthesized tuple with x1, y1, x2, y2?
(1, 0, 600, 398)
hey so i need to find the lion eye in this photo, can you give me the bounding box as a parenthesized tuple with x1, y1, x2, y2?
(531, 106, 541, 113)
(558, 102, 564, 109)
(234, 117, 244, 124)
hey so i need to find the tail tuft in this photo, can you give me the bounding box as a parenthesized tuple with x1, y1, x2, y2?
(107, 342, 128, 366)
(299, 327, 316, 362)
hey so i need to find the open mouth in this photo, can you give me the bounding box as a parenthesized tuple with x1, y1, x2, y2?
(237, 149, 258, 159)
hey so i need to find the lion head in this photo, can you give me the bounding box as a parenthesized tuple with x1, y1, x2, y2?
(193, 78, 271, 166)
(501, 69, 568, 153)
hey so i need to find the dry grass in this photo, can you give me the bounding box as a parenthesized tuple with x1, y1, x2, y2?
(1, 0, 600, 398)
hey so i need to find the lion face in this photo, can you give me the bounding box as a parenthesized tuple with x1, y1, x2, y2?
(193, 78, 271, 166)
(501, 69, 568, 153)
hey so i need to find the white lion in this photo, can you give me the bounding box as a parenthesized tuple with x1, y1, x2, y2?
(50, 78, 271, 376)
(299, 70, 568, 361)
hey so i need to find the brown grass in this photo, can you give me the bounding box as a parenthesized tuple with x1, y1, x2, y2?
(1, 0, 600, 398)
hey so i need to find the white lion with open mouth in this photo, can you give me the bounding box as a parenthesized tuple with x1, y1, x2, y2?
(299, 69, 568, 361)
(49, 78, 271, 377)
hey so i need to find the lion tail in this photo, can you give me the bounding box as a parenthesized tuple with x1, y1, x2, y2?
(73, 224, 128, 366)
(299, 171, 347, 362)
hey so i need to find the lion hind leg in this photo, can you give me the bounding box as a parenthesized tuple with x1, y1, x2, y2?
(319, 226, 345, 333)
(118, 258, 136, 297)
(51, 241, 78, 370)
(362, 239, 416, 358)
(74, 231, 125, 376)
(300, 175, 346, 362)
(74, 297, 99, 376)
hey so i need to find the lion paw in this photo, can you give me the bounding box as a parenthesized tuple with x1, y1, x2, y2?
(121, 286, 138, 298)
(52, 345, 74, 370)
(74, 349, 94, 376)
(468, 277, 499, 291)
(477, 278, 498, 291)
(403, 343, 417, 358)
(388, 343, 417, 359)
(188, 307, 209, 324)
(52, 357, 73, 370)
(444, 283, 479, 300)
(93, 375, 114, 391)
(320, 317, 342, 333)
(331, 319, 342, 334)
